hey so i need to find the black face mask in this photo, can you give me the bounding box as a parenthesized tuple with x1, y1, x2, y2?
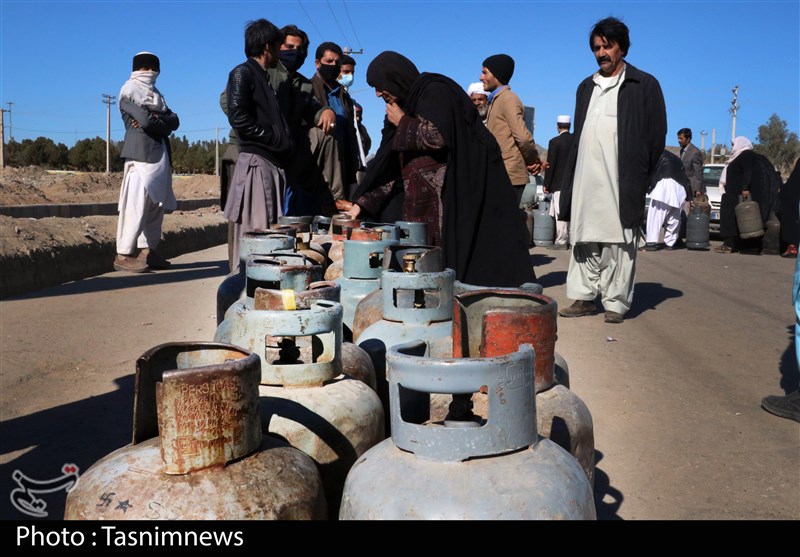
(318, 63, 341, 85)
(280, 49, 306, 72)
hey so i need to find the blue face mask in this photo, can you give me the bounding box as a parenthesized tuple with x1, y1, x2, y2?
(337, 73, 354, 88)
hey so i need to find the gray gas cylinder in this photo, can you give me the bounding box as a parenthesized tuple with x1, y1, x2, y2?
(395, 221, 428, 245)
(451, 289, 595, 486)
(735, 197, 765, 239)
(214, 300, 383, 518)
(272, 222, 328, 268)
(339, 341, 596, 520)
(686, 204, 710, 250)
(334, 236, 399, 340)
(64, 342, 327, 520)
(533, 200, 556, 247)
(221, 252, 319, 322)
(762, 211, 781, 255)
(357, 248, 455, 435)
(215, 230, 296, 325)
(312, 215, 332, 235)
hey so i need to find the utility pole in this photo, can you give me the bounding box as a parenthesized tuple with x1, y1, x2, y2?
(700, 130, 707, 153)
(6, 101, 14, 141)
(711, 128, 716, 163)
(342, 48, 363, 56)
(102, 94, 116, 174)
(0, 108, 6, 167)
(730, 85, 740, 144)
(215, 127, 219, 177)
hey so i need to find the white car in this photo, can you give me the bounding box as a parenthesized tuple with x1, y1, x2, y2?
(703, 164, 725, 235)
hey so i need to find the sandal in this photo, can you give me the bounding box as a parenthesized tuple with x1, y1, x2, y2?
(714, 245, 735, 254)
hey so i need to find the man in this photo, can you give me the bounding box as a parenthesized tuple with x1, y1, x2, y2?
(339, 54, 370, 191)
(645, 150, 692, 251)
(467, 81, 489, 123)
(480, 54, 542, 206)
(558, 16, 667, 324)
(311, 42, 360, 202)
(115, 51, 180, 273)
(677, 127, 704, 246)
(224, 18, 291, 272)
(543, 115, 574, 249)
(270, 24, 336, 217)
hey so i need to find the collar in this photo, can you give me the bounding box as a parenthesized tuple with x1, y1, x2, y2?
(487, 84, 508, 104)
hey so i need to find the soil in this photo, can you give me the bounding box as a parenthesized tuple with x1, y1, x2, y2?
(0, 166, 223, 258)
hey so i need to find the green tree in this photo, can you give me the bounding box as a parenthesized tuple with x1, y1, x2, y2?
(754, 113, 800, 176)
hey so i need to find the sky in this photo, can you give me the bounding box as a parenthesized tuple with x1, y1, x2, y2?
(1, 0, 798, 156)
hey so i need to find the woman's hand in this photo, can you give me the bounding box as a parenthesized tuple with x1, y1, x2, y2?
(385, 101, 405, 126)
(346, 203, 362, 219)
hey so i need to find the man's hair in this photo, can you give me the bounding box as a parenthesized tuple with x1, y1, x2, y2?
(340, 54, 356, 67)
(589, 17, 630, 56)
(280, 24, 309, 52)
(244, 18, 283, 58)
(557, 122, 570, 130)
(315, 41, 343, 61)
(678, 128, 692, 140)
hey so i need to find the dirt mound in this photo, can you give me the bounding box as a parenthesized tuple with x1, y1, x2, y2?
(0, 166, 221, 205)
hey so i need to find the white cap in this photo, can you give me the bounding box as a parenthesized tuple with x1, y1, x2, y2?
(557, 115, 571, 124)
(467, 82, 488, 96)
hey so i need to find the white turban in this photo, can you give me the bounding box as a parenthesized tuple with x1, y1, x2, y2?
(467, 82, 488, 97)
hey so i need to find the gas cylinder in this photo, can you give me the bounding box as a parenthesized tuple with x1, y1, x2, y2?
(356, 222, 401, 241)
(64, 342, 327, 520)
(452, 289, 595, 486)
(221, 252, 318, 322)
(334, 236, 399, 340)
(396, 221, 428, 245)
(312, 215, 332, 235)
(533, 200, 556, 247)
(272, 222, 328, 268)
(762, 212, 781, 255)
(339, 341, 596, 520)
(735, 196, 765, 239)
(214, 300, 383, 518)
(686, 204, 710, 250)
(356, 247, 454, 435)
(524, 207, 535, 247)
(215, 230, 296, 325)
(352, 244, 440, 341)
(279, 215, 314, 226)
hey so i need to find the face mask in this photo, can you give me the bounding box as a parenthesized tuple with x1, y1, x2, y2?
(319, 63, 341, 84)
(280, 49, 306, 72)
(337, 73, 354, 88)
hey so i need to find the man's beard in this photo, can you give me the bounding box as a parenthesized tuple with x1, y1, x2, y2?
(477, 106, 488, 119)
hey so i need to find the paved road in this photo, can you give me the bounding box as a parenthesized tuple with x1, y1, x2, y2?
(1, 240, 798, 520)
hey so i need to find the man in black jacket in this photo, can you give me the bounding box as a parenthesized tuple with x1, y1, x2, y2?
(558, 16, 666, 324)
(224, 18, 292, 272)
(543, 115, 574, 250)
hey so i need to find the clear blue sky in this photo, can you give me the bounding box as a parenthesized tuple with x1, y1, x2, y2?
(1, 0, 798, 154)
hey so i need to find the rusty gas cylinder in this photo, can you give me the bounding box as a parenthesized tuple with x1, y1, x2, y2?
(452, 289, 595, 486)
(339, 341, 596, 520)
(216, 229, 296, 325)
(214, 299, 383, 518)
(64, 342, 327, 520)
(272, 222, 328, 268)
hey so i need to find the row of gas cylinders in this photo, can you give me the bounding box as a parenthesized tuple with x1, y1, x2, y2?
(65, 215, 597, 520)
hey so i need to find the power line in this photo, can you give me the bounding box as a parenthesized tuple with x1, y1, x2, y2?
(297, 1, 325, 42)
(341, 0, 362, 50)
(326, 0, 352, 48)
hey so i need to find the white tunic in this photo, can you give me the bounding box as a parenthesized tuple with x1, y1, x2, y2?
(570, 68, 626, 243)
(649, 177, 686, 209)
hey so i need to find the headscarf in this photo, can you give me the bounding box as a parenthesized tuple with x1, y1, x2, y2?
(651, 150, 691, 199)
(720, 136, 753, 193)
(365, 51, 420, 107)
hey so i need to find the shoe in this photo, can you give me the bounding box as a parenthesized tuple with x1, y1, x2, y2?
(558, 300, 597, 318)
(664, 242, 682, 251)
(548, 243, 569, 250)
(714, 245, 735, 254)
(604, 311, 624, 324)
(761, 390, 800, 423)
(138, 248, 171, 269)
(114, 254, 149, 273)
(781, 245, 798, 258)
(644, 243, 661, 252)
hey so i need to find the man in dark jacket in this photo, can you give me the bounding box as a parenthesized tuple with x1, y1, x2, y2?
(558, 16, 667, 324)
(543, 114, 574, 249)
(224, 18, 292, 272)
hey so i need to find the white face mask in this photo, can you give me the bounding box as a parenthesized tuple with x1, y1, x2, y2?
(337, 73, 354, 88)
(132, 70, 159, 87)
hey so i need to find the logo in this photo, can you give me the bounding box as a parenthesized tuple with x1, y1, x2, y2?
(10, 464, 80, 518)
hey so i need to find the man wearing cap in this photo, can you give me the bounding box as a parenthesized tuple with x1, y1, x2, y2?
(480, 54, 542, 206)
(543, 115, 574, 249)
(115, 51, 180, 273)
(557, 17, 666, 324)
(467, 82, 489, 124)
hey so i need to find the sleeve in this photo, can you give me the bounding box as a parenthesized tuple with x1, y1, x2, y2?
(227, 65, 289, 153)
(691, 148, 704, 194)
(391, 115, 445, 152)
(543, 138, 557, 190)
(355, 178, 399, 218)
(119, 97, 176, 138)
(646, 76, 668, 176)
(505, 95, 540, 165)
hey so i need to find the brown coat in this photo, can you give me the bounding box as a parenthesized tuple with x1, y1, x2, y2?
(485, 86, 539, 186)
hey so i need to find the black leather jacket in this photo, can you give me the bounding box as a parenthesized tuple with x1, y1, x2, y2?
(226, 58, 291, 165)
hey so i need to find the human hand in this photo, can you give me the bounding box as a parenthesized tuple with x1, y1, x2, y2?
(742, 190, 750, 200)
(345, 203, 362, 219)
(318, 109, 336, 135)
(527, 162, 543, 175)
(335, 199, 354, 212)
(385, 101, 405, 126)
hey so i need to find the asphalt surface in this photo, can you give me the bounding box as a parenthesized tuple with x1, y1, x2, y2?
(1, 238, 798, 520)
